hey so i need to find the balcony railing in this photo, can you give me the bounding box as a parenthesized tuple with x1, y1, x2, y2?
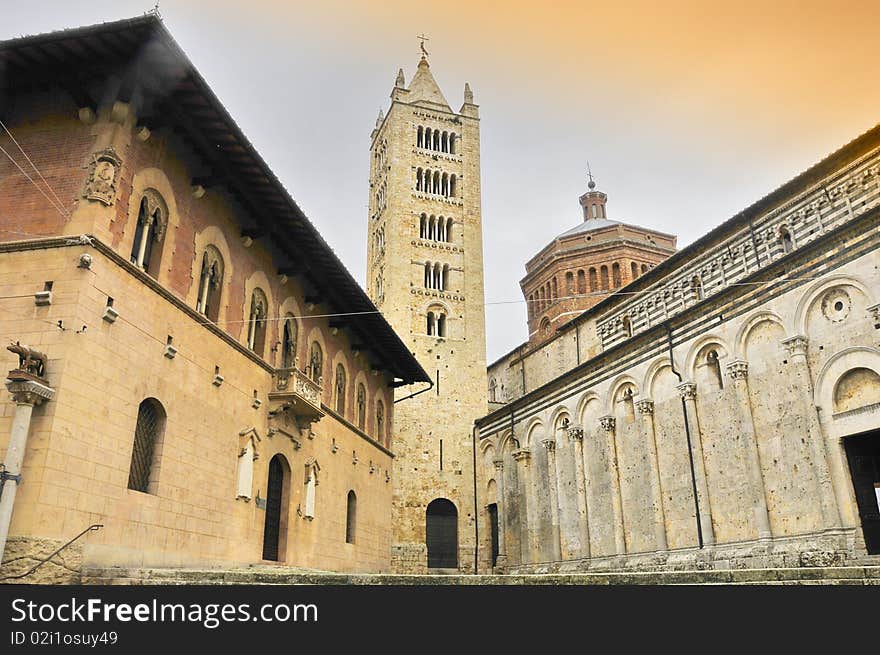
(270, 367, 324, 421)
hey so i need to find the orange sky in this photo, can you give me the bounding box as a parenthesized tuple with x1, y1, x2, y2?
(5, 1, 880, 359)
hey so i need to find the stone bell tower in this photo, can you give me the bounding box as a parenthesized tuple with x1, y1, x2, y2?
(366, 49, 487, 572)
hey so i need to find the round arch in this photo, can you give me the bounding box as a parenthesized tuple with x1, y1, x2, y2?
(734, 310, 786, 359)
(426, 498, 458, 569)
(794, 274, 873, 336)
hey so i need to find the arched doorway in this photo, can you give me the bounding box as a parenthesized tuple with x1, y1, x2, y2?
(426, 498, 458, 569)
(262, 454, 290, 561)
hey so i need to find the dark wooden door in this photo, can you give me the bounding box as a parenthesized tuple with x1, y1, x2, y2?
(426, 498, 458, 568)
(488, 503, 499, 567)
(262, 456, 284, 561)
(844, 431, 880, 555)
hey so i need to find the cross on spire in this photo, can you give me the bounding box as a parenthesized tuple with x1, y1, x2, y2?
(417, 33, 430, 58)
(586, 161, 596, 190)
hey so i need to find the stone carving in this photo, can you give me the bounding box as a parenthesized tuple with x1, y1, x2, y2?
(540, 438, 556, 451)
(599, 415, 616, 431)
(512, 448, 531, 463)
(636, 399, 655, 415)
(782, 335, 809, 357)
(492, 458, 504, 471)
(821, 287, 851, 323)
(83, 147, 121, 206)
(726, 360, 749, 381)
(7, 342, 47, 380)
(677, 382, 697, 400)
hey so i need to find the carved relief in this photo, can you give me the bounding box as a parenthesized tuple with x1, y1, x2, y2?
(565, 427, 584, 441)
(821, 288, 852, 323)
(726, 359, 749, 381)
(83, 147, 122, 206)
(677, 382, 698, 400)
(636, 398, 655, 415)
(599, 415, 616, 431)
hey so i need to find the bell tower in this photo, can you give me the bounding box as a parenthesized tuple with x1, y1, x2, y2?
(366, 50, 487, 572)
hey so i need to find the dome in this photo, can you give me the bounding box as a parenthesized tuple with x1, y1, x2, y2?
(557, 218, 620, 238)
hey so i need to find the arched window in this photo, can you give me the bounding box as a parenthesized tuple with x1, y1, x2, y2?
(425, 127, 432, 150)
(577, 270, 586, 295)
(335, 364, 347, 414)
(308, 341, 323, 384)
(417, 125, 424, 148)
(450, 174, 457, 198)
(441, 264, 449, 291)
(433, 130, 440, 151)
(442, 131, 448, 152)
(427, 311, 436, 335)
(281, 316, 298, 368)
(540, 317, 551, 336)
(356, 383, 367, 430)
(449, 133, 456, 154)
(437, 312, 446, 337)
(527, 294, 534, 319)
(416, 168, 423, 191)
(539, 287, 546, 310)
(589, 268, 598, 292)
(551, 277, 558, 300)
(489, 378, 497, 402)
(631, 262, 639, 280)
(127, 398, 166, 494)
(779, 226, 794, 254)
(247, 288, 268, 356)
(129, 190, 167, 275)
(566, 272, 574, 295)
(622, 315, 633, 337)
(600, 265, 609, 290)
(612, 262, 621, 288)
(620, 386, 636, 423)
(376, 400, 385, 444)
(691, 276, 704, 301)
(441, 172, 449, 197)
(707, 349, 724, 389)
(641, 263, 649, 274)
(196, 246, 224, 322)
(420, 213, 427, 238)
(345, 490, 357, 544)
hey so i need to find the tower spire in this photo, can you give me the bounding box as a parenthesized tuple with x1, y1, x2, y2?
(579, 163, 607, 221)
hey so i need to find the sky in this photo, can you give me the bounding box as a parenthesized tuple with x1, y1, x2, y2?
(4, 0, 880, 362)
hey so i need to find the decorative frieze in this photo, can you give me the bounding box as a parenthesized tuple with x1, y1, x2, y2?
(540, 438, 556, 451)
(636, 398, 655, 415)
(677, 382, 697, 401)
(726, 359, 750, 381)
(782, 335, 809, 357)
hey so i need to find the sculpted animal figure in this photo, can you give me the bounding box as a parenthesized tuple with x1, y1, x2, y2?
(7, 342, 47, 378)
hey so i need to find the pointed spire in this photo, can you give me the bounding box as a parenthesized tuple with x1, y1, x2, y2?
(375, 109, 384, 128)
(406, 56, 449, 108)
(395, 68, 405, 88)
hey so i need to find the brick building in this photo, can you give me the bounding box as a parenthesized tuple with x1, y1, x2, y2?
(521, 178, 676, 346)
(0, 15, 428, 580)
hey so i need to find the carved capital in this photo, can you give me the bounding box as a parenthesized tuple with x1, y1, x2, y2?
(599, 415, 616, 432)
(540, 438, 556, 452)
(636, 398, 654, 415)
(677, 382, 697, 400)
(726, 359, 749, 381)
(565, 427, 584, 441)
(782, 335, 809, 357)
(5, 378, 55, 405)
(867, 303, 880, 327)
(492, 458, 504, 471)
(512, 448, 531, 463)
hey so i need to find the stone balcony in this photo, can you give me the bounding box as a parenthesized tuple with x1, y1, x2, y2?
(269, 367, 325, 423)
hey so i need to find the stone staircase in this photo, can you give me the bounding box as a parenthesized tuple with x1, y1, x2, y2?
(80, 564, 880, 585)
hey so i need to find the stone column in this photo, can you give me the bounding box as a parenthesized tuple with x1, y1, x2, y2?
(676, 382, 715, 546)
(0, 376, 55, 562)
(781, 335, 841, 528)
(492, 458, 507, 570)
(599, 415, 626, 554)
(725, 360, 772, 540)
(512, 448, 537, 564)
(540, 438, 562, 561)
(566, 427, 591, 558)
(636, 399, 668, 551)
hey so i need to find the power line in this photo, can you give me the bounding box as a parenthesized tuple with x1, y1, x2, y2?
(0, 120, 70, 217)
(0, 143, 69, 220)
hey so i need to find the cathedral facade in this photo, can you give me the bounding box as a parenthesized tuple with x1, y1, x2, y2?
(477, 126, 880, 572)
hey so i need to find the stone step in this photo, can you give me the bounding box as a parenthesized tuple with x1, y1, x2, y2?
(80, 565, 880, 586)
